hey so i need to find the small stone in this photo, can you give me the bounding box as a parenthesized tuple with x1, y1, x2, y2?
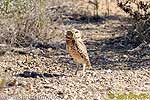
(7, 79, 17, 87)
(44, 85, 50, 88)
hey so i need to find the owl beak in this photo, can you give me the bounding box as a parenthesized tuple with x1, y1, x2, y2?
(73, 33, 76, 39)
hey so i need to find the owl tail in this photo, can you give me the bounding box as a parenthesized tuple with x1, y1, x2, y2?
(86, 61, 92, 69)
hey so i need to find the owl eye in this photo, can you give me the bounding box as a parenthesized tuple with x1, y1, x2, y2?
(75, 31, 78, 33)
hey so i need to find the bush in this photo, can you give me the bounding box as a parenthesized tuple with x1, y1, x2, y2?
(0, 0, 56, 47)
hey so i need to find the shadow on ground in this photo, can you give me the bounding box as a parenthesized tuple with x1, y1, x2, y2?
(16, 71, 65, 78)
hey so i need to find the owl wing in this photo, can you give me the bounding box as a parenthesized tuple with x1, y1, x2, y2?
(74, 39, 90, 61)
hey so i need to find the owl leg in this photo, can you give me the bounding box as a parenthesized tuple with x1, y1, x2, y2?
(75, 63, 79, 75)
(82, 64, 86, 76)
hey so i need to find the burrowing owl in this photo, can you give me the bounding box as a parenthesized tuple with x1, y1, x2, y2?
(66, 29, 92, 75)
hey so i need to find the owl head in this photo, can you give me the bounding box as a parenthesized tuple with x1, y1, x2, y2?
(66, 29, 81, 40)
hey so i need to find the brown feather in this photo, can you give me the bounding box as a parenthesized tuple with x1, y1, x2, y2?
(66, 29, 92, 71)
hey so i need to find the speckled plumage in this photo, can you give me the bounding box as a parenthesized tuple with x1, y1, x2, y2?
(66, 29, 92, 75)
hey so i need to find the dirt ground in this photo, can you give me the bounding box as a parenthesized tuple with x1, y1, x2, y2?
(0, 1, 150, 100)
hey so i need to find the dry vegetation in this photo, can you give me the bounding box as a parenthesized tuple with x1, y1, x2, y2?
(0, 0, 150, 100)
